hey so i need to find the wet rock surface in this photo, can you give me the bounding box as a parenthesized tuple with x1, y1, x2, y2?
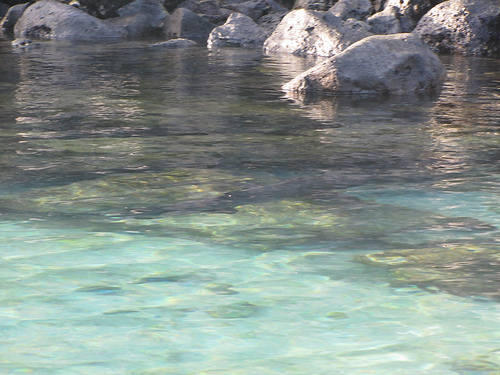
(150, 37, 197, 47)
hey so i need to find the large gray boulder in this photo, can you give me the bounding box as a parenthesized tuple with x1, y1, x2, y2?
(263, 9, 372, 56)
(166, 7, 215, 44)
(283, 33, 445, 96)
(0, 2, 29, 34)
(108, 0, 168, 38)
(367, 5, 401, 34)
(328, 0, 372, 20)
(414, 0, 500, 57)
(14, 0, 126, 40)
(207, 12, 266, 48)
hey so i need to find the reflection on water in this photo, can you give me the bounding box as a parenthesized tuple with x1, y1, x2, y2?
(0, 40, 499, 374)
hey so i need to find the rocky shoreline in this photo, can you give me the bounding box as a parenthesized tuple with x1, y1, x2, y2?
(1, 0, 499, 97)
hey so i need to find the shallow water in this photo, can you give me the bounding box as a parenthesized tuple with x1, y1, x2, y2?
(0, 40, 499, 374)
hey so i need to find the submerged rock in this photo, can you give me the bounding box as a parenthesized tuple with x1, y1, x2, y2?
(14, 0, 126, 40)
(207, 12, 266, 48)
(207, 301, 260, 318)
(414, 0, 500, 57)
(150, 38, 198, 48)
(357, 244, 500, 300)
(263, 9, 372, 57)
(283, 33, 445, 96)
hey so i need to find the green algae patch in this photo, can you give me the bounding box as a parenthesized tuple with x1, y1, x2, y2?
(326, 311, 348, 319)
(124, 199, 344, 250)
(356, 245, 500, 300)
(0, 169, 260, 216)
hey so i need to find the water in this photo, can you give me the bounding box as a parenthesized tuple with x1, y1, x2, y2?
(0, 39, 499, 374)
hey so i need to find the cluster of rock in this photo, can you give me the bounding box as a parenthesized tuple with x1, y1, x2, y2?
(1, 0, 499, 97)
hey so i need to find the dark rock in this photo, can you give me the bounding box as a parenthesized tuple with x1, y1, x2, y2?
(78, 0, 133, 18)
(207, 12, 266, 48)
(256, 9, 286, 36)
(263, 9, 372, 57)
(414, 0, 500, 57)
(0, 2, 9, 18)
(176, 0, 231, 24)
(283, 33, 445, 96)
(221, 0, 280, 21)
(367, 5, 402, 34)
(328, 0, 373, 20)
(384, 0, 445, 31)
(14, 0, 126, 40)
(150, 37, 197, 47)
(1, 0, 27, 6)
(165, 7, 215, 44)
(108, 0, 168, 38)
(0, 2, 29, 34)
(293, 0, 336, 11)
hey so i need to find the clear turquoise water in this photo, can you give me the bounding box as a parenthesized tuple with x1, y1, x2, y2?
(0, 40, 499, 374)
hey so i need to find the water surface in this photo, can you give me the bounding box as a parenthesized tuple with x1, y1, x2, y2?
(0, 40, 499, 374)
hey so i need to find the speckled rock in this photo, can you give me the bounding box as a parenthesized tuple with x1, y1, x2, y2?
(263, 9, 372, 57)
(414, 0, 500, 56)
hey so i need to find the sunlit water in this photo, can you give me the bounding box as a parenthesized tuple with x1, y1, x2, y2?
(0, 39, 499, 374)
